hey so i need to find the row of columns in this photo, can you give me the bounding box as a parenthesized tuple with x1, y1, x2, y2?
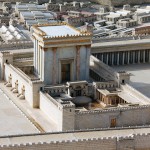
(97, 91, 127, 105)
(93, 49, 150, 66)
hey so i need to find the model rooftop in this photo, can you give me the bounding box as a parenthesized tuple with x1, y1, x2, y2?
(38, 25, 80, 37)
(32, 23, 91, 40)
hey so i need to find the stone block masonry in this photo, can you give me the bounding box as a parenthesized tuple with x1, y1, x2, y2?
(2, 131, 150, 149)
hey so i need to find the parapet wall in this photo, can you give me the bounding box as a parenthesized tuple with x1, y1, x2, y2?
(93, 35, 150, 43)
(2, 131, 150, 149)
(0, 138, 116, 150)
(75, 105, 150, 130)
(0, 41, 33, 50)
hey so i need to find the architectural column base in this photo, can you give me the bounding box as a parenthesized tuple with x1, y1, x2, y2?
(19, 95, 25, 100)
(12, 88, 18, 93)
(6, 83, 12, 87)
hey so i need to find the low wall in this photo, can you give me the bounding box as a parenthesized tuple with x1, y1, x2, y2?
(0, 41, 33, 50)
(39, 92, 75, 131)
(93, 35, 150, 43)
(0, 138, 116, 150)
(4, 64, 42, 108)
(2, 130, 150, 149)
(75, 105, 150, 130)
(39, 92, 63, 131)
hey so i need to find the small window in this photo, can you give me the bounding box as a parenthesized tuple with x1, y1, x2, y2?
(122, 80, 125, 84)
(110, 118, 116, 127)
(71, 93, 73, 97)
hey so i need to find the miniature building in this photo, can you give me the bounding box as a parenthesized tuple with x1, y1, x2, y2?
(1, 18, 150, 148)
(117, 18, 137, 28)
(133, 24, 150, 35)
(32, 23, 91, 84)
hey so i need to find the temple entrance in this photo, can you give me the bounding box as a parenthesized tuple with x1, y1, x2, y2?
(61, 63, 71, 82)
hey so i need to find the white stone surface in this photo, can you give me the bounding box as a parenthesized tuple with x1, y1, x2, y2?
(39, 25, 80, 37)
(0, 82, 57, 132)
(113, 63, 150, 98)
(0, 90, 39, 136)
(0, 127, 150, 145)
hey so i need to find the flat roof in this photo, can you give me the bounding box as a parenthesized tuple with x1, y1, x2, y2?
(118, 91, 144, 105)
(38, 25, 80, 37)
(113, 63, 150, 99)
(92, 39, 150, 48)
(0, 89, 39, 136)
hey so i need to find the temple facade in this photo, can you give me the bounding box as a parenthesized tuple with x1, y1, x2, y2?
(32, 23, 91, 84)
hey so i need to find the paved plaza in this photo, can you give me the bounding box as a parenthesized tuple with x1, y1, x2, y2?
(0, 127, 150, 146)
(0, 82, 57, 133)
(113, 63, 150, 98)
(0, 89, 39, 136)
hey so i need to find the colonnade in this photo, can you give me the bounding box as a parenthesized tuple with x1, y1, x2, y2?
(97, 90, 127, 105)
(93, 49, 150, 66)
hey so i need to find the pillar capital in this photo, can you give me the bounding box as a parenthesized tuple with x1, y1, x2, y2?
(86, 44, 91, 48)
(76, 45, 81, 51)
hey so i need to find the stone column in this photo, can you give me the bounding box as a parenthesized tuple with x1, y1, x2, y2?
(106, 53, 109, 65)
(138, 50, 140, 63)
(133, 51, 135, 64)
(33, 38, 36, 71)
(38, 45, 41, 75)
(127, 51, 130, 64)
(76, 45, 81, 80)
(39, 48, 42, 78)
(122, 52, 125, 65)
(52, 47, 57, 85)
(117, 52, 120, 65)
(101, 54, 103, 62)
(143, 50, 145, 63)
(112, 53, 114, 65)
(86, 45, 91, 80)
(149, 50, 150, 62)
(36, 40, 39, 74)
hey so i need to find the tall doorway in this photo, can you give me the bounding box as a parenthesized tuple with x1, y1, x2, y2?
(61, 63, 71, 82)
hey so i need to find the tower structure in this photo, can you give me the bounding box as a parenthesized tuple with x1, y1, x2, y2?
(32, 23, 92, 85)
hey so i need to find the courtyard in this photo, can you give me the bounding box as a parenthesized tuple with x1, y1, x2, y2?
(113, 63, 150, 98)
(0, 89, 39, 136)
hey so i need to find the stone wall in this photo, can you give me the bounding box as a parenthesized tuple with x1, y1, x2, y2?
(0, 41, 33, 51)
(40, 91, 75, 131)
(75, 105, 150, 130)
(2, 131, 150, 149)
(0, 138, 116, 150)
(4, 63, 43, 108)
(40, 91, 63, 131)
